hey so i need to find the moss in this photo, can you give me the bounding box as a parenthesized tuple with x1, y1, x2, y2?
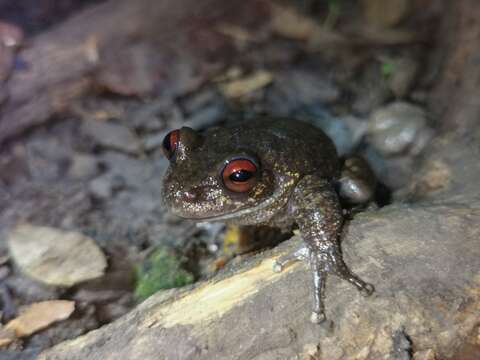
(381, 61, 395, 77)
(134, 248, 194, 301)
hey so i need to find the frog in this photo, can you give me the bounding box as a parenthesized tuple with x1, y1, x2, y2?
(161, 117, 376, 324)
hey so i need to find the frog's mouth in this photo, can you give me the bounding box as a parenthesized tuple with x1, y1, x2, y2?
(177, 187, 289, 222)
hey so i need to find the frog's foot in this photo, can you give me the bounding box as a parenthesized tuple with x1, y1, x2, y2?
(272, 245, 309, 273)
(314, 246, 374, 297)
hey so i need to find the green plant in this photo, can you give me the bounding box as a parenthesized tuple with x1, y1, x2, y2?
(381, 61, 395, 77)
(134, 248, 194, 301)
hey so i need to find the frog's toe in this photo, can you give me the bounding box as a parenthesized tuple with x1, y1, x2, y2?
(310, 311, 326, 324)
(272, 261, 283, 273)
(359, 283, 374, 297)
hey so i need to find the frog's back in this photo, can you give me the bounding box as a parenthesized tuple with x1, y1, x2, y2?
(222, 117, 340, 180)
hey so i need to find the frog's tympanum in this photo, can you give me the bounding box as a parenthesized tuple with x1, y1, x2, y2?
(161, 117, 376, 324)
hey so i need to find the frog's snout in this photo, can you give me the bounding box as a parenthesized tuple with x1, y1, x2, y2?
(180, 188, 201, 203)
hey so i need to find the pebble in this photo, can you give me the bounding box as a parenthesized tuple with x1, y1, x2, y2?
(361, 0, 411, 28)
(131, 99, 181, 132)
(294, 105, 366, 155)
(68, 153, 99, 179)
(388, 57, 419, 98)
(180, 88, 220, 115)
(7, 224, 107, 287)
(183, 104, 225, 130)
(5, 275, 59, 303)
(367, 101, 432, 156)
(81, 120, 141, 154)
(274, 70, 340, 107)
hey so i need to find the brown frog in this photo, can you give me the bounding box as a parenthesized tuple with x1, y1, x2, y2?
(161, 117, 376, 323)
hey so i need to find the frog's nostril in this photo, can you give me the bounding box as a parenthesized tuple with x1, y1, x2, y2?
(182, 189, 198, 202)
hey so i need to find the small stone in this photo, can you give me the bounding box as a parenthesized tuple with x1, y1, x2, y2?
(389, 57, 419, 98)
(7, 225, 107, 287)
(180, 88, 219, 115)
(89, 175, 113, 199)
(368, 102, 431, 156)
(183, 105, 225, 130)
(81, 120, 141, 154)
(413, 349, 436, 360)
(5, 276, 59, 303)
(361, 0, 411, 28)
(143, 131, 168, 152)
(68, 153, 98, 179)
(131, 99, 181, 132)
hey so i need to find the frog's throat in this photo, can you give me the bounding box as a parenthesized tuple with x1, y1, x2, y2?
(195, 188, 290, 222)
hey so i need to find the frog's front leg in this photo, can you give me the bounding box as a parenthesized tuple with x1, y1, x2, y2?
(290, 175, 374, 323)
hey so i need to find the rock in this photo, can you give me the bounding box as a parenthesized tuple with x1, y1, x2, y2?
(131, 99, 182, 132)
(26, 136, 71, 181)
(68, 154, 98, 179)
(5, 276, 59, 303)
(275, 70, 340, 106)
(362, 146, 414, 189)
(367, 102, 433, 156)
(351, 65, 392, 115)
(361, 0, 411, 28)
(7, 225, 107, 287)
(183, 104, 225, 130)
(81, 120, 141, 154)
(142, 132, 168, 152)
(388, 57, 419, 98)
(294, 106, 366, 156)
(180, 89, 220, 115)
(88, 174, 125, 199)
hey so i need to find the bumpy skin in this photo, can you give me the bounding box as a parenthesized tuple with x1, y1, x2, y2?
(162, 117, 375, 323)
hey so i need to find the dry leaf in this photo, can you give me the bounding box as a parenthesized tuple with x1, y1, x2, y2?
(6, 300, 75, 338)
(270, 4, 319, 40)
(219, 70, 273, 98)
(0, 327, 16, 347)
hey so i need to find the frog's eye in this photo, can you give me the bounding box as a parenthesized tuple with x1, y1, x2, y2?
(222, 158, 258, 193)
(162, 130, 179, 159)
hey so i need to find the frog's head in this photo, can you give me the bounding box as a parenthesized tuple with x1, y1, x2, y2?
(161, 126, 297, 222)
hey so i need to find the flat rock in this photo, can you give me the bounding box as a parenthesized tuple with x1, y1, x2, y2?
(81, 120, 141, 154)
(7, 225, 107, 287)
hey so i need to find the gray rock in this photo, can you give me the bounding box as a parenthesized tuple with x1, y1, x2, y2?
(68, 153, 98, 179)
(89, 175, 114, 199)
(368, 102, 432, 156)
(183, 104, 225, 130)
(131, 99, 183, 132)
(81, 120, 141, 154)
(5, 275, 59, 303)
(388, 57, 419, 98)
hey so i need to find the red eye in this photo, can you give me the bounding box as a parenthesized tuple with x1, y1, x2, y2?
(222, 158, 258, 193)
(162, 130, 179, 159)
